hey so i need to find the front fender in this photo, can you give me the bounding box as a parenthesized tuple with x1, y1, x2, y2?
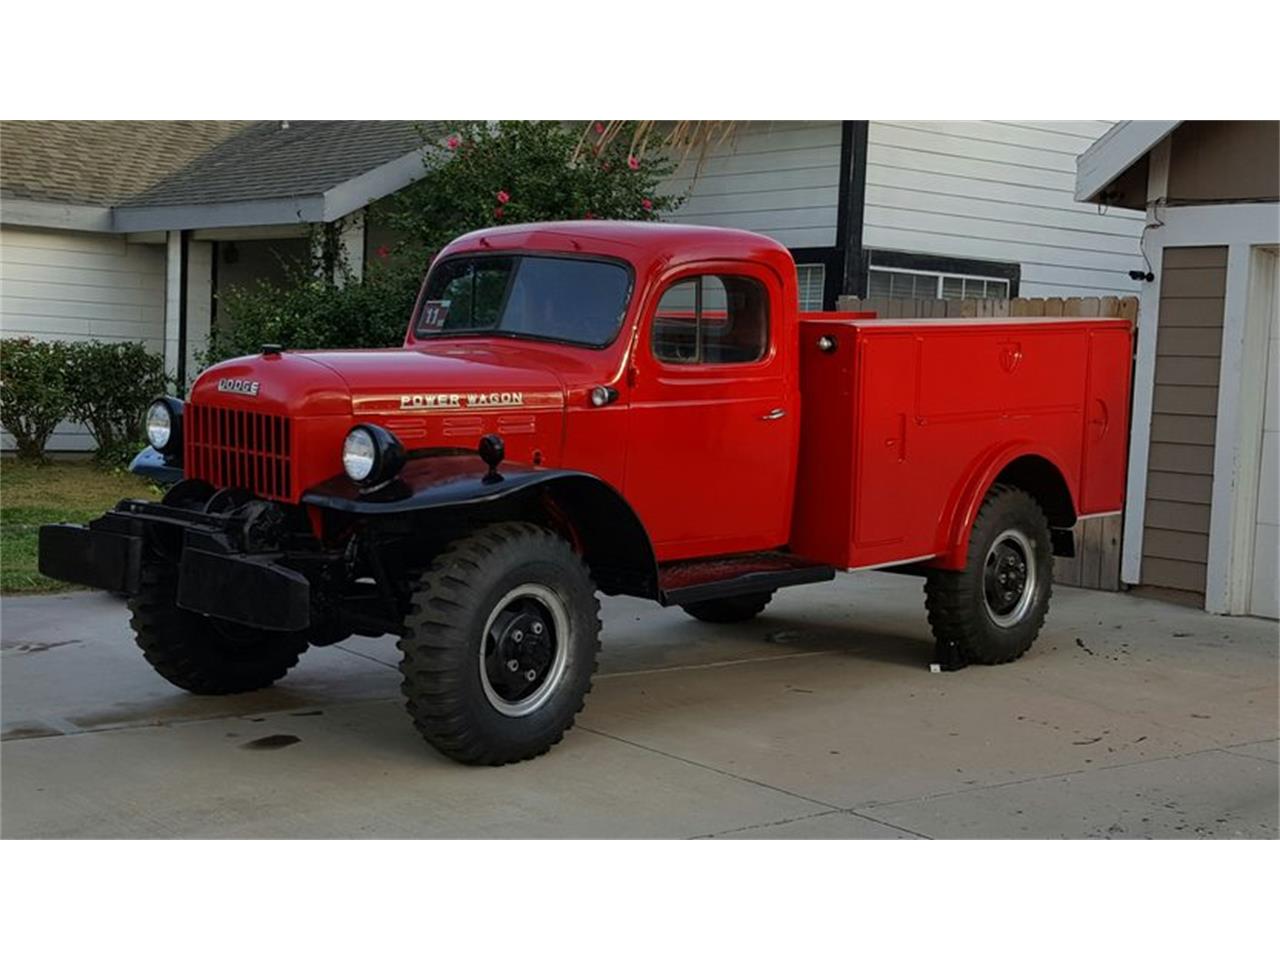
(302, 454, 577, 515)
(302, 455, 660, 599)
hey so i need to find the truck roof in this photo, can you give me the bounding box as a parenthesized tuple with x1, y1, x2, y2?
(437, 220, 795, 271)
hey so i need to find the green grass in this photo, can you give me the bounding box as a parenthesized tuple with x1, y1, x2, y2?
(0, 459, 157, 594)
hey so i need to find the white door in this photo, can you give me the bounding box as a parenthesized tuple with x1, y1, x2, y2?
(1248, 248, 1279, 619)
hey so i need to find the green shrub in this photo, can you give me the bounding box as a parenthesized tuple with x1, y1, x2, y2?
(65, 340, 169, 466)
(378, 120, 682, 253)
(0, 337, 74, 461)
(203, 257, 422, 366)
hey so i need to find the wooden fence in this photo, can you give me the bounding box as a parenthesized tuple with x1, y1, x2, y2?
(836, 295, 1139, 321)
(832, 294, 1138, 592)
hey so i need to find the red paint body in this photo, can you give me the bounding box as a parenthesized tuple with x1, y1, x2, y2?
(187, 222, 1132, 572)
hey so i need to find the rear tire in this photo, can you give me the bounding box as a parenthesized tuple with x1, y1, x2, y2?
(397, 522, 601, 766)
(128, 565, 310, 694)
(924, 485, 1053, 665)
(681, 591, 774, 623)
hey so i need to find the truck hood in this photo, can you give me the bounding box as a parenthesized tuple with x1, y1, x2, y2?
(302, 345, 566, 417)
(190, 353, 353, 417)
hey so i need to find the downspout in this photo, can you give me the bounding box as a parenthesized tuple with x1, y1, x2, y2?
(838, 121, 870, 301)
(177, 229, 190, 390)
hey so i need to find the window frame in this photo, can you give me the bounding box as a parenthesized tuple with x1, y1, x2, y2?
(649, 270, 773, 369)
(865, 249, 1021, 300)
(867, 265, 1011, 300)
(411, 250, 636, 350)
(794, 262, 827, 312)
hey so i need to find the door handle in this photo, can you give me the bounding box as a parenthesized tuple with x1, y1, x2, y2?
(761, 408, 786, 421)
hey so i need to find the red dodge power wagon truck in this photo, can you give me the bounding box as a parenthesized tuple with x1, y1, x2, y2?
(40, 222, 1133, 765)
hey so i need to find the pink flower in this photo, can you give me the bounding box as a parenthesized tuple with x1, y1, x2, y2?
(493, 207, 505, 219)
(496, 189, 510, 204)
(446, 134, 460, 150)
(641, 198, 653, 211)
(594, 121, 605, 135)
(627, 155, 640, 170)
(375, 244, 390, 259)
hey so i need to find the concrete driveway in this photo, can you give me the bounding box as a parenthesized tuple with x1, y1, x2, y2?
(2, 573, 1276, 838)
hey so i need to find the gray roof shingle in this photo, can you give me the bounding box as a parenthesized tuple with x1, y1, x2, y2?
(0, 120, 439, 210)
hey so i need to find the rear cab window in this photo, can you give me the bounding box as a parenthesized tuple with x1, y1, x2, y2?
(652, 274, 769, 365)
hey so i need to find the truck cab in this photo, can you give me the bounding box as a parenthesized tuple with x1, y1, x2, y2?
(39, 222, 1133, 766)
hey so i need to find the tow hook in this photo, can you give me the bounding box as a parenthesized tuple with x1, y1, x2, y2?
(234, 500, 286, 552)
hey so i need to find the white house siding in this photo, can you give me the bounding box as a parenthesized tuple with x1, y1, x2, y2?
(660, 122, 841, 249)
(863, 121, 1147, 297)
(660, 121, 1147, 300)
(0, 226, 166, 451)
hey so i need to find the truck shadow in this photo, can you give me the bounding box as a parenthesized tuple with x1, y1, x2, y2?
(598, 613, 937, 678)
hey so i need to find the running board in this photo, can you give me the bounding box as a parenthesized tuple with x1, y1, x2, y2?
(658, 552, 835, 607)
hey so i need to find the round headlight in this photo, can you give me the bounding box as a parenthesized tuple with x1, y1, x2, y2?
(146, 400, 172, 451)
(342, 427, 377, 482)
(341, 423, 406, 488)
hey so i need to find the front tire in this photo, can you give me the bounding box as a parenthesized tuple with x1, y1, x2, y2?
(127, 565, 311, 694)
(397, 522, 601, 766)
(924, 485, 1053, 665)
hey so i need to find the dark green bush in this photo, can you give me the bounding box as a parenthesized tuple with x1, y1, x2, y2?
(65, 340, 169, 466)
(0, 337, 74, 461)
(203, 258, 422, 365)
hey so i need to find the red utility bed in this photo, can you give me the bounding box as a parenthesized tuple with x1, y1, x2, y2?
(790, 316, 1133, 572)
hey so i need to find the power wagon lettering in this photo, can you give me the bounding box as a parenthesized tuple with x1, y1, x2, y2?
(400, 391, 524, 410)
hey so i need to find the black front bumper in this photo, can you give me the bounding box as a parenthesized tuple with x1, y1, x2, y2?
(39, 501, 311, 632)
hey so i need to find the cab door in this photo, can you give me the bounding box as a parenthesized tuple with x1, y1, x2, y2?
(624, 262, 797, 560)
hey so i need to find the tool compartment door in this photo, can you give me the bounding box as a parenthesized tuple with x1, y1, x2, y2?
(853, 333, 925, 550)
(1078, 325, 1133, 514)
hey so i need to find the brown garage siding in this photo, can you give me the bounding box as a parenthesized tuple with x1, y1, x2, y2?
(1140, 245, 1227, 605)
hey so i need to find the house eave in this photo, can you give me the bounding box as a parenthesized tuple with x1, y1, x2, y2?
(112, 196, 329, 233)
(1075, 120, 1183, 204)
(0, 198, 115, 232)
(4, 144, 431, 235)
(321, 147, 429, 221)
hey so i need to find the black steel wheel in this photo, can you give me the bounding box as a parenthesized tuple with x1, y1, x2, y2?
(128, 565, 310, 694)
(398, 522, 601, 765)
(924, 484, 1053, 665)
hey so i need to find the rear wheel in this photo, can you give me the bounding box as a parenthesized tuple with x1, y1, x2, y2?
(397, 522, 601, 765)
(681, 591, 775, 624)
(924, 485, 1053, 665)
(128, 565, 311, 694)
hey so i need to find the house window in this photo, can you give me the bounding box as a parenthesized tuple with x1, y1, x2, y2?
(795, 263, 826, 312)
(652, 274, 769, 365)
(868, 266, 1010, 301)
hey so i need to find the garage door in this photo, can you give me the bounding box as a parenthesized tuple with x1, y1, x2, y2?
(1248, 248, 1279, 619)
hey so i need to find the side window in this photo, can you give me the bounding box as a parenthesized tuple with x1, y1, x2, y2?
(652, 274, 769, 365)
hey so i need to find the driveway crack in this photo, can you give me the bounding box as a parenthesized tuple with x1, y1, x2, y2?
(578, 724, 839, 814)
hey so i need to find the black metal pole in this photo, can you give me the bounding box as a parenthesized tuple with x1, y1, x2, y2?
(177, 229, 190, 391)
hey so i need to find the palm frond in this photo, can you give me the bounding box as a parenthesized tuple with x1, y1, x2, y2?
(574, 121, 747, 176)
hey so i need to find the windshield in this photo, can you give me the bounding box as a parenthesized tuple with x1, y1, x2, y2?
(414, 255, 632, 347)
